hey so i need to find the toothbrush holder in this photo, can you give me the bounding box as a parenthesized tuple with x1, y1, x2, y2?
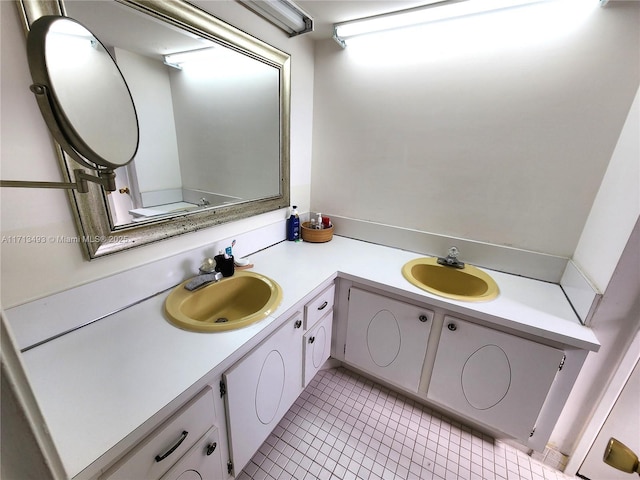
(215, 255, 235, 277)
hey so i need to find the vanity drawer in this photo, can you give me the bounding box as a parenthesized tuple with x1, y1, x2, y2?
(304, 284, 335, 329)
(159, 427, 223, 480)
(102, 387, 215, 480)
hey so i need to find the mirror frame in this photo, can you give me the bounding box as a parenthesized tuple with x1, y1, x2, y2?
(17, 0, 291, 259)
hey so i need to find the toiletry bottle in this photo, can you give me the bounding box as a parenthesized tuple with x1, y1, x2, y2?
(287, 205, 300, 241)
(316, 212, 323, 229)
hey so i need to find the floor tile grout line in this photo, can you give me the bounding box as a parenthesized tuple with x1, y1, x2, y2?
(239, 367, 576, 480)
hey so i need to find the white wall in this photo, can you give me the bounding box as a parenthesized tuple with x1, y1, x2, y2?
(556, 216, 640, 460)
(549, 87, 640, 459)
(170, 50, 280, 199)
(577, 323, 639, 479)
(0, 0, 315, 308)
(115, 48, 183, 196)
(573, 87, 640, 293)
(311, 0, 639, 258)
(307, 1, 640, 458)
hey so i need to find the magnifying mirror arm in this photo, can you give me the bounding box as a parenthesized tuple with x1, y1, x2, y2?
(1, 169, 116, 193)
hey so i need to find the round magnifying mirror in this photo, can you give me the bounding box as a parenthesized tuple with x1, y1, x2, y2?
(27, 15, 138, 170)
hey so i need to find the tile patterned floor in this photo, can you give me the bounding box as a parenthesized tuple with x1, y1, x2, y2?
(238, 367, 578, 480)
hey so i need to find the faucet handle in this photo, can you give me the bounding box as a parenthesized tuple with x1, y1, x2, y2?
(437, 246, 465, 269)
(199, 258, 216, 274)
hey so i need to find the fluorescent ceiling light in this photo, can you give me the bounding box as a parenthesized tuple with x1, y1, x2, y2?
(163, 47, 217, 69)
(239, 0, 313, 36)
(333, 0, 546, 47)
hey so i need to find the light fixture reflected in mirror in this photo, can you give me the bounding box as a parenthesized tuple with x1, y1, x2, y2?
(604, 438, 640, 476)
(163, 47, 217, 70)
(0, 15, 138, 193)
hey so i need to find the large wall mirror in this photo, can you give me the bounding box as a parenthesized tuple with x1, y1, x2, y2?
(18, 0, 290, 258)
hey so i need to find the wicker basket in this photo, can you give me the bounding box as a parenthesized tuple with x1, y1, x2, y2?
(301, 221, 334, 243)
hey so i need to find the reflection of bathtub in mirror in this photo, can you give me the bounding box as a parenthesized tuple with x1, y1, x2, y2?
(127, 191, 242, 221)
(129, 202, 199, 221)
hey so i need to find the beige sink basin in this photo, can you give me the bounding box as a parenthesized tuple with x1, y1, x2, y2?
(165, 271, 283, 332)
(402, 257, 499, 302)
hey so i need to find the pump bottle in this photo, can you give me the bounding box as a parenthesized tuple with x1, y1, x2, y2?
(287, 205, 300, 241)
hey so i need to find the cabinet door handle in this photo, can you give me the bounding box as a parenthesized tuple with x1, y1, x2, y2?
(447, 322, 457, 331)
(419, 315, 429, 323)
(206, 442, 217, 456)
(155, 431, 188, 462)
(308, 336, 315, 344)
(294, 320, 302, 329)
(317, 301, 328, 311)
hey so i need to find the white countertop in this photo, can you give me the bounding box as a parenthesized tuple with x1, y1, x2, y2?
(19, 236, 599, 478)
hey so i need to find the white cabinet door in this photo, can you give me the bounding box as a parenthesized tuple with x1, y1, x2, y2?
(345, 288, 433, 393)
(427, 316, 565, 443)
(223, 312, 304, 475)
(303, 313, 333, 387)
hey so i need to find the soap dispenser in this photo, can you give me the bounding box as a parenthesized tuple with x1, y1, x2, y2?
(287, 205, 300, 241)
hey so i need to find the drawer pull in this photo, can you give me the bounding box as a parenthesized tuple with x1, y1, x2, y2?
(294, 320, 302, 329)
(317, 301, 328, 311)
(206, 442, 217, 456)
(309, 336, 316, 344)
(447, 323, 457, 331)
(419, 315, 429, 323)
(155, 431, 188, 462)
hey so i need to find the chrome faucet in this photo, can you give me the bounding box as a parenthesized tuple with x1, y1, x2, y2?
(437, 246, 465, 269)
(198, 197, 210, 207)
(184, 258, 222, 291)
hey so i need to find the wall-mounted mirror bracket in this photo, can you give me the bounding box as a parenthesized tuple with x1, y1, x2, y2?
(1, 169, 115, 194)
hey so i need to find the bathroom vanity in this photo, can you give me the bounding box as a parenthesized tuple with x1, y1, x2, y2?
(7, 235, 599, 479)
(335, 282, 585, 451)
